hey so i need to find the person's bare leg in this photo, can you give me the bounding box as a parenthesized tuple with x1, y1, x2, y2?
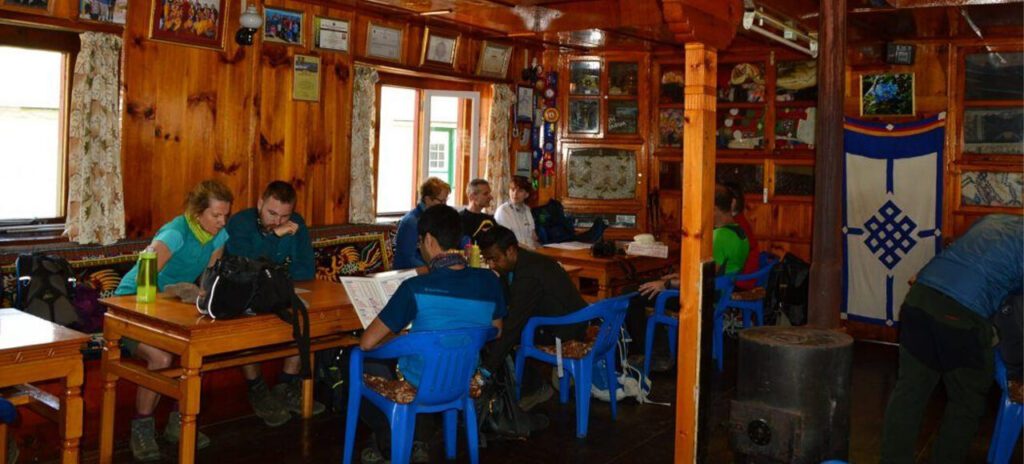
(134, 344, 173, 414)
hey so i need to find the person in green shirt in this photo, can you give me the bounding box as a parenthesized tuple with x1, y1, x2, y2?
(225, 181, 323, 427)
(113, 180, 233, 462)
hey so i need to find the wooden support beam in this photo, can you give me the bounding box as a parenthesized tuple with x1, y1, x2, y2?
(675, 42, 717, 463)
(808, 0, 846, 329)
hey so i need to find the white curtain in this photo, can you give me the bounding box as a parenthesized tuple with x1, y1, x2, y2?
(65, 32, 125, 245)
(349, 65, 380, 224)
(485, 84, 515, 207)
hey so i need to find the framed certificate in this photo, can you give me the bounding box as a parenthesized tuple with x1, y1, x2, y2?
(421, 28, 458, 68)
(476, 41, 513, 79)
(314, 17, 349, 53)
(366, 22, 403, 62)
(293, 55, 320, 102)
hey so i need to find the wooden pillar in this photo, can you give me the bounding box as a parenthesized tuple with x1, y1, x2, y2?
(808, 0, 846, 329)
(675, 42, 717, 464)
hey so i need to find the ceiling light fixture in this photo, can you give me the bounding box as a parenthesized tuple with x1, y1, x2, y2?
(742, 9, 818, 58)
(419, 9, 453, 16)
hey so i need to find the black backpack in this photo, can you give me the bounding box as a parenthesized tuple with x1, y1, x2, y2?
(14, 253, 78, 326)
(198, 256, 313, 378)
(764, 253, 810, 326)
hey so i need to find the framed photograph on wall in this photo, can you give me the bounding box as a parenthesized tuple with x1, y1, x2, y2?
(476, 41, 512, 79)
(860, 72, 915, 116)
(3, 0, 52, 14)
(516, 85, 534, 123)
(568, 99, 600, 134)
(79, 0, 127, 25)
(313, 16, 349, 53)
(366, 22, 403, 62)
(421, 28, 458, 68)
(264, 7, 304, 46)
(150, 0, 226, 50)
(515, 152, 532, 177)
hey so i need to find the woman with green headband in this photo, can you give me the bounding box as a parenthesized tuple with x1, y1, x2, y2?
(113, 179, 233, 462)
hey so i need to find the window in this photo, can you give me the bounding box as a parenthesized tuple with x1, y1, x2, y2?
(375, 83, 480, 218)
(0, 46, 68, 223)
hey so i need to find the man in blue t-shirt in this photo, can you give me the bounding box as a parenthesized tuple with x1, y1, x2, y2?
(359, 204, 505, 464)
(393, 177, 450, 270)
(225, 181, 322, 427)
(881, 214, 1023, 464)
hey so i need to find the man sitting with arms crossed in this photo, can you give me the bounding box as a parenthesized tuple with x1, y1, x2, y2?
(358, 205, 506, 464)
(225, 180, 325, 427)
(460, 178, 496, 242)
(477, 225, 588, 412)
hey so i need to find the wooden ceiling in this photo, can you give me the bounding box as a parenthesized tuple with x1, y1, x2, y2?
(330, 0, 1023, 51)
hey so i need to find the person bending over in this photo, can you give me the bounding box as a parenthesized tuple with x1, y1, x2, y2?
(113, 180, 233, 462)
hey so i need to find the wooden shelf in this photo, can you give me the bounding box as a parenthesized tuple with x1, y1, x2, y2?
(775, 100, 817, 108)
(717, 102, 766, 108)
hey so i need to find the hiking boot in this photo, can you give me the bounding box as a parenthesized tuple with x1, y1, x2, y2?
(7, 433, 18, 464)
(164, 411, 211, 450)
(411, 440, 429, 463)
(248, 379, 292, 427)
(518, 382, 554, 412)
(361, 446, 390, 464)
(130, 417, 161, 462)
(272, 380, 326, 416)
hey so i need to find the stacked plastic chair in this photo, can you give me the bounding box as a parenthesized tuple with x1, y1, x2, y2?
(988, 350, 1023, 464)
(342, 326, 497, 464)
(514, 292, 634, 438)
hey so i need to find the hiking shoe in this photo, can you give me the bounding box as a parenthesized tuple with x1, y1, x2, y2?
(411, 440, 429, 463)
(248, 379, 292, 427)
(130, 417, 161, 462)
(518, 381, 554, 412)
(164, 411, 211, 450)
(361, 446, 390, 464)
(272, 380, 326, 416)
(7, 433, 19, 464)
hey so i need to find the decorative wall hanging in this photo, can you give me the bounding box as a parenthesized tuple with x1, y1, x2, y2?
(842, 114, 945, 327)
(150, 0, 226, 50)
(263, 7, 304, 46)
(313, 16, 349, 52)
(860, 72, 914, 116)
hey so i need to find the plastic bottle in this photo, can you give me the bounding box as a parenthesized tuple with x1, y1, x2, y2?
(136, 249, 158, 303)
(469, 244, 482, 268)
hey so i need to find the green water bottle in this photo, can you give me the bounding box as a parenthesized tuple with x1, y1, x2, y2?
(136, 249, 158, 303)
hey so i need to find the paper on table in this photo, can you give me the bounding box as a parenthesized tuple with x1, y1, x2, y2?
(542, 241, 592, 251)
(340, 269, 418, 328)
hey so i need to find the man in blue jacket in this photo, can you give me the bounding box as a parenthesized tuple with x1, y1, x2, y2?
(393, 177, 450, 270)
(225, 181, 323, 427)
(881, 214, 1023, 464)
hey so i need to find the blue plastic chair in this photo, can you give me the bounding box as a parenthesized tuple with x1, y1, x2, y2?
(988, 350, 1023, 464)
(342, 326, 498, 464)
(730, 252, 779, 328)
(514, 292, 634, 438)
(643, 289, 680, 380)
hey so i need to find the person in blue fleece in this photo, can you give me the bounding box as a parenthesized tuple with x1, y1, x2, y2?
(393, 177, 450, 270)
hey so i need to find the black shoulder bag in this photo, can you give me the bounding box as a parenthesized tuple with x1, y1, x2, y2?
(198, 256, 313, 378)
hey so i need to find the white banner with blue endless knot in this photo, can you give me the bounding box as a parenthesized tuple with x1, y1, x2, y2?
(842, 116, 945, 326)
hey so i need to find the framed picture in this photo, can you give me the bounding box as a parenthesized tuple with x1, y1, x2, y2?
(292, 55, 320, 102)
(3, 0, 51, 14)
(608, 62, 638, 96)
(313, 16, 349, 53)
(79, 0, 127, 25)
(607, 100, 638, 135)
(366, 22, 403, 62)
(150, 0, 225, 50)
(961, 170, 1023, 207)
(659, 108, 683, 148)
(569, 61, 601, 96)
(421, 28, 458, 68)
(515, 151, 532, 177)
(568, 99, 599, 134)
(516, 85, 534, 123)
(963, 107, 1024, 155)
(860, 72, 914, 116)
(476, 41, 512, 79)
(659, 66, 685, 104)
(264, 7, 304, 46)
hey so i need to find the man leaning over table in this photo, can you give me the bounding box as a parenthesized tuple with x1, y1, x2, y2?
(357, 204, 506, 464)
(224, 180, 326, 427)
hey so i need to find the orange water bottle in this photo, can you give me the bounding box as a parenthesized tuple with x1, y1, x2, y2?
(136, 249, 158, 303)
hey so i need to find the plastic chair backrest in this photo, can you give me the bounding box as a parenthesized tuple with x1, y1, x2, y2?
(366, 326, 497, 405)
(588, 293, 634, 357)
(995, 349, 1008, 391)
(654, 289, 680, 317)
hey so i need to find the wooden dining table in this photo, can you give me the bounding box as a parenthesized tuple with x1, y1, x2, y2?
(97, 280, 361, 464)
(536, 247, 674, 302)
(0, 308, 89, 464)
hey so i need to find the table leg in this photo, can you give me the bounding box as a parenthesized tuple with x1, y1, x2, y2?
(99, 334, 121, 464)
(0, 422, 8, 464)
(301, 378, 314, 418)
(597, 275, 611, 300)
(177, 351, 203, 464)
(60, 360, 84, 464)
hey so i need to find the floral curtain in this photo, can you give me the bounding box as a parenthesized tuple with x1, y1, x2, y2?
(349, 65, 380, 224)
(486, 84, 515, 207)
(65, 32, 125, 245)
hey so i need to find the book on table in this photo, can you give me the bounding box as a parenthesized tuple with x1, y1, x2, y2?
(339, 269, 418, 328)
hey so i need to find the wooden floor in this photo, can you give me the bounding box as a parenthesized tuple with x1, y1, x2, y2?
(71, 340, 1020, 464)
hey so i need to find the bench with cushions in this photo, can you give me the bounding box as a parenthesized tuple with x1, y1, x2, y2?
(0, 223, 396, 461)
